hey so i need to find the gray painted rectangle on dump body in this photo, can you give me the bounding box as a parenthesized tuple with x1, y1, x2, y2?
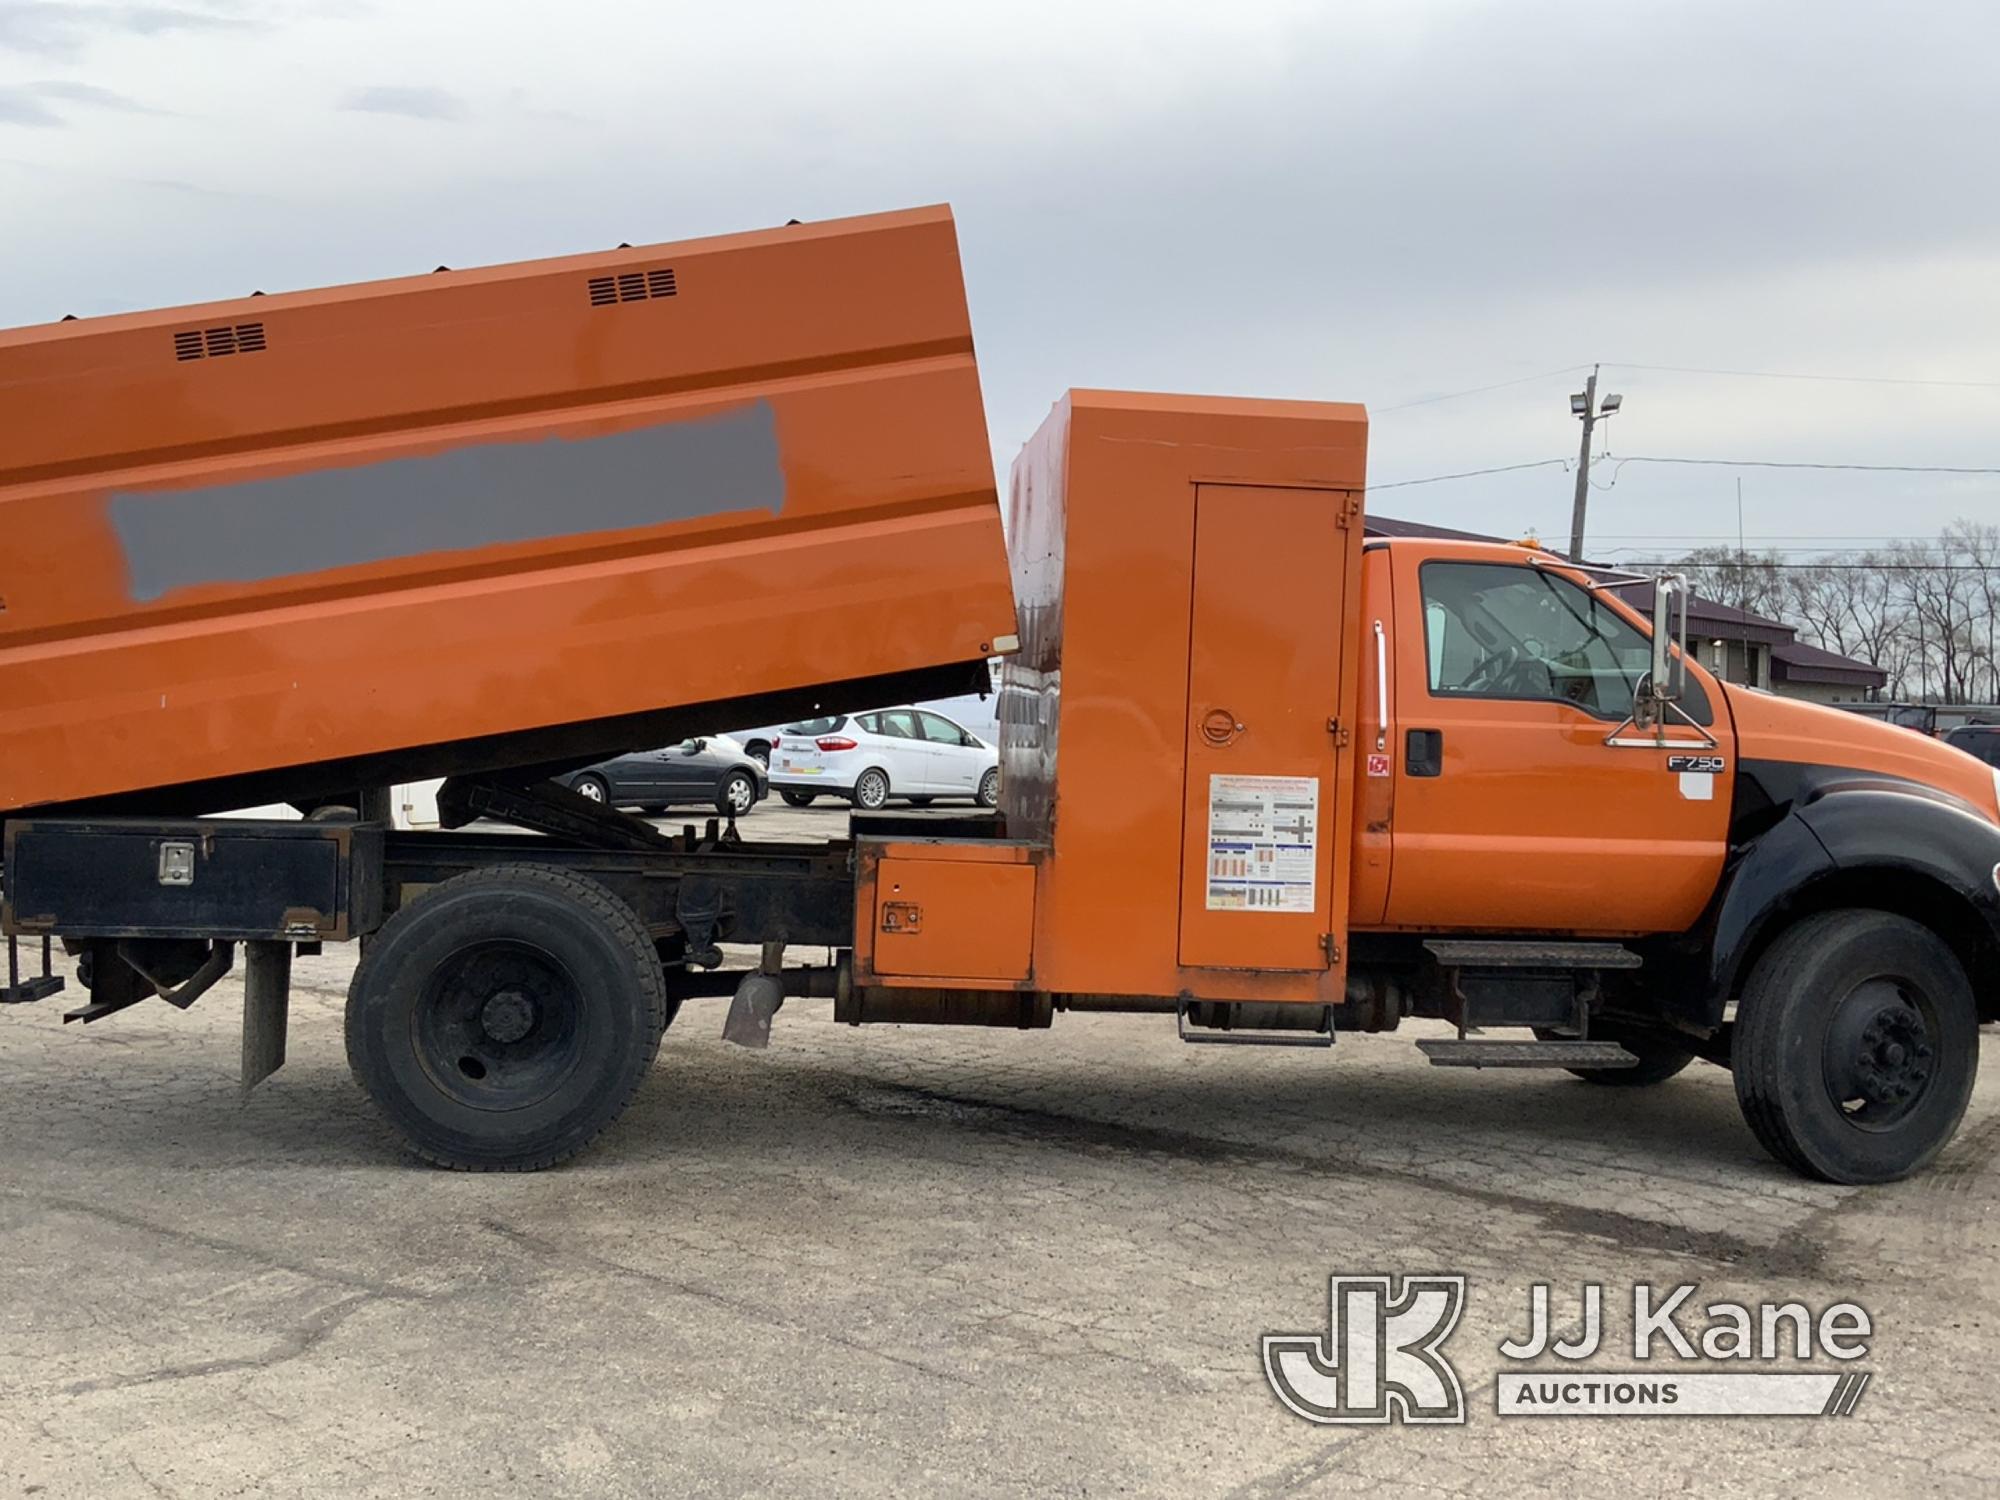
(110, 399, 786, 602)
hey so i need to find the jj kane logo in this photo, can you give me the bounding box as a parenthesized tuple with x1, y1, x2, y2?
(1265, 1277, 1874, 1424)
(1263, 1275, 1468, 1424)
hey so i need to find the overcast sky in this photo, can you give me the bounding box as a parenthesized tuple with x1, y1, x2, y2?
(3, 0, 1996, 558)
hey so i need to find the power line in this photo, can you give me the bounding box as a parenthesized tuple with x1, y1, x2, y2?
(1609, 455, 2000, 477)
(1369, 457, 1570, 491)
(1605, 559, 2000, 572)
(1596, 533, 1955, 540)
(1596, 535, 1974, 549)
(1373, 365, 1591, 415)
(1605, 361, 2000, 392)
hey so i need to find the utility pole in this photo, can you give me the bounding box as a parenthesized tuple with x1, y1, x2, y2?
(1566, 366, 1620, 563)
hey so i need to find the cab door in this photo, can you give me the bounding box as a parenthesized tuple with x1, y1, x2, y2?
(1377, 551, 1735, 935)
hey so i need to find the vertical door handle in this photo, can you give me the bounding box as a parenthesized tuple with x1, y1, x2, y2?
(1373, 621, 1388, 751)
(1406, 728, 1443, 777)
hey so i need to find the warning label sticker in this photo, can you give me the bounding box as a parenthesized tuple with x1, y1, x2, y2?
(1205, 774, 1319, 912)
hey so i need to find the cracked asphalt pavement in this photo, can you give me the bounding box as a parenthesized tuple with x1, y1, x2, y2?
(2, 806, 1996, 1496)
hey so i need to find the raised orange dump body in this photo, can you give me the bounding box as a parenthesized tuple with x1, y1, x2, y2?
(852, 390, 1370, 1009)
(0, 205, 1016, 814)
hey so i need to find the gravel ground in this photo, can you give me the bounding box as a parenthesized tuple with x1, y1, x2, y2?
(1, 803, 1995, 1497)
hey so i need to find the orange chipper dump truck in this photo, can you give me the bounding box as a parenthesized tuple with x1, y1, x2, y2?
(4, 209, 1997, 1184)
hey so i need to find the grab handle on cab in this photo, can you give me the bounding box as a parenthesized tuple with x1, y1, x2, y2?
(1373, 620, 1388, 752)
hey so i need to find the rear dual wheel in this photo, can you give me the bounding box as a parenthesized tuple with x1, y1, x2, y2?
(346, 865, 667, 1171)
(1535, 1022, 1695, 1086)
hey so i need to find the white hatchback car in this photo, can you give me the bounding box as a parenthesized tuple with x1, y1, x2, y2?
(768, 707, 999, 810)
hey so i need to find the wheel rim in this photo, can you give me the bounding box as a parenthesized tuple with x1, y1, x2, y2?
(725, 775, 754, 814)
(858, 773, 886, 809)
(980, 770, 999, 806)
(1820, 974, 1939, 1130)
(576, 779, 605, 803)
(413, 941, 585, 1110)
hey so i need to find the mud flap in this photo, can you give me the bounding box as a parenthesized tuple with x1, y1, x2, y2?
(241, 940, 291, 1097)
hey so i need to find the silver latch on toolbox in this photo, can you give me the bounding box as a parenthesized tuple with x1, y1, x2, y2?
(157, 841, 196, 886)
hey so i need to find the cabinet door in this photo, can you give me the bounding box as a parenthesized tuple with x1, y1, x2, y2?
(1177, 486, 1347, 971)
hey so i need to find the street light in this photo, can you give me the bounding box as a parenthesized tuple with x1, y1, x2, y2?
(1566, 366, 1624, 562)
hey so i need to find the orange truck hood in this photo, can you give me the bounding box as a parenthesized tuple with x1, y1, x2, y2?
(1723, 685, 2000, 823)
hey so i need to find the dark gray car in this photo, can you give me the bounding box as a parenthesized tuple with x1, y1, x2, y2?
(1945, 724, 2000, 768)
(554, 737, 767, 816)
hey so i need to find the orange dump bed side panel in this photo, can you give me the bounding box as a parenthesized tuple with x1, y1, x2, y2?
(0, 205, 1018, 813)
(1000, 391, 1369, 1004)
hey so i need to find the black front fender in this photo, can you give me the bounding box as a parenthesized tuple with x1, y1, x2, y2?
(1661, 778, 2000, 1030)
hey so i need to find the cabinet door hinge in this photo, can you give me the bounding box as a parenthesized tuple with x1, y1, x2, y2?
(1320, 933, 1342, 966)
(1327, 717, 1350, 748)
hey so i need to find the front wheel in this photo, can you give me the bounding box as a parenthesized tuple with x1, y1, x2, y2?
(852, 768, 890, 811)
(571, 774, 608, 805)
(977, 767, 1000, 809)
(779, 790, 817, 808)
(1733, 909, 1978, 1184)
(717, 769, 757, 817)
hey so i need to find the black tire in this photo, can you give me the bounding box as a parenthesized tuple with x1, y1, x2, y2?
(571, 774, 609, 805)
(345, 865, 667, 1171)
(977, 767, 1000, 809)
(779, 790, 817, 808)
(1535, 1023, 1695, 1086)
(1733, 909, 1978, 1184)
(907, 797, 934, 808)
(853, 767, 890, 811)
(717, 769, 757, 817)
(744, 742, 771, 769)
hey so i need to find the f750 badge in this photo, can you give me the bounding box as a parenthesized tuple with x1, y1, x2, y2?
(1667, 755, 1726, 774)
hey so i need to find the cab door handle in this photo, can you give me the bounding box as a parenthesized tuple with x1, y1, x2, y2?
(1406, 728, 1443, 777)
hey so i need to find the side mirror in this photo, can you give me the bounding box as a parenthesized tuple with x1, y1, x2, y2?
(1639, 575, 1688, 726)
(685, 738, 706, 754)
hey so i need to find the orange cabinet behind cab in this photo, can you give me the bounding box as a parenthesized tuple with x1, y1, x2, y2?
(854, 840, 1038, 987)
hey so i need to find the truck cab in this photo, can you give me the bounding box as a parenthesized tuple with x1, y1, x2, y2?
(1354, 541, 1735, 936)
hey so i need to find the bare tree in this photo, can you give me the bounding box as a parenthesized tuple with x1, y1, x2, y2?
(1950, 520, 2000, 701)
(1657, 520, 2000, 704)
(1675, 546, 1785, 617)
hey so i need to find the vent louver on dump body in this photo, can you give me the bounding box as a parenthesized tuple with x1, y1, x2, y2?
(174, 322, 268, 361)
(587, 266, 677, 306)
